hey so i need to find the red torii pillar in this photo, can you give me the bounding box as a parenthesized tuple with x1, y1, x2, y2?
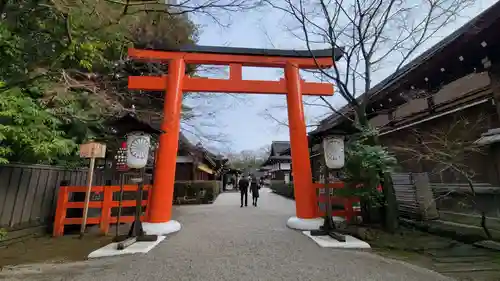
(127, 47, 336, 234)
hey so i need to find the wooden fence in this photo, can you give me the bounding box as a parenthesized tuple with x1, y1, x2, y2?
(392, 172, 439, 220)
(0, 164, 151, 230)
(314, 182, 361, 222)
(269, 181, 361, 222)
(53, 184, 151, 237)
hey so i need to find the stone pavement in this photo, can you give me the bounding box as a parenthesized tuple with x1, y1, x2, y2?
(3, 188, 452, 281)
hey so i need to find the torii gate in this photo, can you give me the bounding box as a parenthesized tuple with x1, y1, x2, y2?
(128, 46, 341, 234)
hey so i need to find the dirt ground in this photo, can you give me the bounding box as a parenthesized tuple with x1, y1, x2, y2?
(0, 224, 133, 268)
(0, 234, 112, 268)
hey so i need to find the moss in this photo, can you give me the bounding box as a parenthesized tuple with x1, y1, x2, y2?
(0, 228, 7, 241)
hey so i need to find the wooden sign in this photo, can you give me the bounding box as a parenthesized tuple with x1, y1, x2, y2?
(79, 142, 106, 159)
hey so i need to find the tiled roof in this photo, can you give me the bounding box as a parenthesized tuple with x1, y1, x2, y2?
(270, 141, 290, 156)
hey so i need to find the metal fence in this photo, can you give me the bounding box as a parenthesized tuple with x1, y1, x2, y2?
(0, 164, 148, 230)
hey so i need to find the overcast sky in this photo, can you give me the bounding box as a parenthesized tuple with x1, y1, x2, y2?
(184, 0, 497, 154)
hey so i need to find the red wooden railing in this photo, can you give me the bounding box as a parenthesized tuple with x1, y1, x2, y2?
(53, 185, 152, 237)
(312, 182, 361, 222)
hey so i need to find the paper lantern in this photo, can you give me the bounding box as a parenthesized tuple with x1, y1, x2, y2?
(323, 136, 345, 169)
(126, 132, 151, 169)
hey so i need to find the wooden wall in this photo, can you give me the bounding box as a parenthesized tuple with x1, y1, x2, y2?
(380, 101, 500, 185)
(0, 164, 149, 230)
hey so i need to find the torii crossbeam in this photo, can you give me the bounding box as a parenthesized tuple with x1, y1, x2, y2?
(128, 45, 340, 235)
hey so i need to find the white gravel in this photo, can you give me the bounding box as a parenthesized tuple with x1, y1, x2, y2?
(1, 188, 452, 281)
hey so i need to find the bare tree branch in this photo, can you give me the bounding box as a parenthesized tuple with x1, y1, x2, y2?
(263, 0, 476, 128)
(389, 113, 492, 238)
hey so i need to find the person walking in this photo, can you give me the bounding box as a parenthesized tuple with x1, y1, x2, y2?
(238, 175, 250, 207)
(250, 175, 260, 206)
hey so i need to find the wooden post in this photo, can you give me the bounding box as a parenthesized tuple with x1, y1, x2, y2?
(322, 149, 333, 226)
(53, 185, 69, 237)
(78, 142, 106, 238)
(80, 155, 96, 238)
(115, 173, 125, 236)
(100, 185, 113, 235)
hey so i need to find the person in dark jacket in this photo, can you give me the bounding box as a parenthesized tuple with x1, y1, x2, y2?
(238, 176, 250, 207)
(250, 175, 260, 206)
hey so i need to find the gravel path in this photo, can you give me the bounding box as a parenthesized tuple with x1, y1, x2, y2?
(2, 188, 452, 281)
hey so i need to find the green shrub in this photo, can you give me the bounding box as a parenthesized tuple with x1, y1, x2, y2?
(270, 181, 294, 199)
(342, 125, 397, 204)
(174, 181, 221, 204)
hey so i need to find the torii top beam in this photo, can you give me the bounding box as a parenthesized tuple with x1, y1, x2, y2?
(128, 45, 342, 96)
(129, 45, 342, 68)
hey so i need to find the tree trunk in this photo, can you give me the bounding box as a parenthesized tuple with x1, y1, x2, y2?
(360, 199, 371, 223)
(481, 211, 493, 239)
(465, 176, 492, 240)
(360, 198, 377, 224)
(382, 173, 398, 232)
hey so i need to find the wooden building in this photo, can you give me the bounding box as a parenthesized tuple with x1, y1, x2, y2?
(221, 168, 242, 190)
(261, 141, 292, 183)
(309, 2, 500, 185)
(136, 108, 228, 182)
(175, 133, 227, 181)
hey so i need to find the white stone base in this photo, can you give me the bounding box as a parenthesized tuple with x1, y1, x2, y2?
(88, 236, 166, 258)
(286, 217, 323, 230)
(142, 220, 181, 236)
(302, 231, 371, 249)
(286, 216, 346, 230)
